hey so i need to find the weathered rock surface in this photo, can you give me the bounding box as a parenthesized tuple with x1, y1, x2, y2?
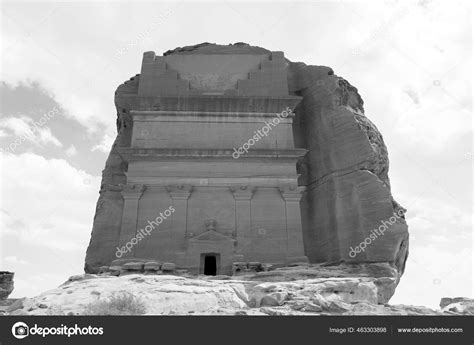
(0, 272, 14, 300)
(85, 43, 409, 296)
(287, 61, 409, 274)
(3, 265, 465, 316)
(439, 297, 474, 314)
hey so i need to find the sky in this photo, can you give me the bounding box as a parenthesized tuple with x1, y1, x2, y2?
(0, 0, 472, 309)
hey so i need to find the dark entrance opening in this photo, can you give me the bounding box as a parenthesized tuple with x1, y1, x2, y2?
(203, 255, 217, 276)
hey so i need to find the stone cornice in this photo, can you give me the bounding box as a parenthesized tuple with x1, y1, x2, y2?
(131, 110, 296, 119)
(115, 94, 302, 114)
(117, 148, 308, 162)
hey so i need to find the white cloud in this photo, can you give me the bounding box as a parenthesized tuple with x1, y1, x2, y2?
(2, 256, 29, 265)
(0, 152, 100, 251)
(91, 133, 115, 153)
(0, 115, 63, 150)
(37, 126, 62, 147)
(326, 0, 472, 155)
(392, 244, 472, 309)
(390, 193, 473, 308)
(0, 116, 34, 138)
(0, 152, 101, 297)
(389, 88, 471, 151)
(407, 197, 471, 240)
(0, 3, 136, 134)
(65, 144, 77, 156)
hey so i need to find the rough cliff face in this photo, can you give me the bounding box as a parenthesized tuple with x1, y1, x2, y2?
(85, 43, 408, 299)
(287, 61, 409, 277)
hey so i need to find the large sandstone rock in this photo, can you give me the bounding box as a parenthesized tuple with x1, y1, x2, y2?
(0, 271, 14, 300)
(85, 43, 409, 296)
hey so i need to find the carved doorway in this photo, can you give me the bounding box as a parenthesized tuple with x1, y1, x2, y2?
(201, 253, 219, 275)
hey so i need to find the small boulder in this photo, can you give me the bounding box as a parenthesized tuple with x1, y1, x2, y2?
(108, 266, 122, 276)
(441, 299, 474, 315)
(440, 297, 454, 308)
(248, 262, 263, 272)
(440, 297, 472, 308)
(161, 262, 176, 272)
(144, 262, 161, 271)
(122, 262, 144, 271)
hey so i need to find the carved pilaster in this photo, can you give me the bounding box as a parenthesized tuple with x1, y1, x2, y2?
(279, 185, 307, 263)
(119, 184, 146, 252)
(166, 184, 193, 250)
(231, 185, 255, 254)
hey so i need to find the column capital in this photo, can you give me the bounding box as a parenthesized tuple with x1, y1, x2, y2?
(166, 184, 193, 200)
(120, 184, 146, 199)
(230, 185, 255, 201)
(279, 185, 305, 202)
